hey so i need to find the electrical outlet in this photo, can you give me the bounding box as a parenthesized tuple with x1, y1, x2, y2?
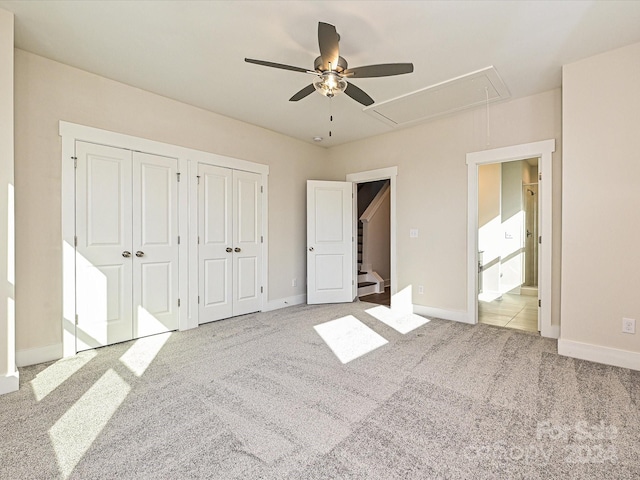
(292, 278, 297, 287)
(418, 285, 424, 295)
(410, 229, 419, 238)
(622, 318, 636, 334)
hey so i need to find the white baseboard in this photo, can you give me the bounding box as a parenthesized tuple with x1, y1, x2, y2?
(412, 304, 472, 324)
(558, 339, 640, 372)
(16, 343, 63, 367)
(263, 294, 307, 312)
(0, 371, 19, 395)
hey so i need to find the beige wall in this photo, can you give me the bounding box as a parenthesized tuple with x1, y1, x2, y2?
(14, 49, 327, 353)
(561, 42, 640, 355)
(329, 89, 562, 318)
(0, 9, 16, 390)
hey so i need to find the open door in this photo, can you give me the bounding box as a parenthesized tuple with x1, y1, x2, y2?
(307, 180, 354, 304)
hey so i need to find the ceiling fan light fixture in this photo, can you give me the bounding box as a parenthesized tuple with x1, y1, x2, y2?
(313, 72, 347, 98)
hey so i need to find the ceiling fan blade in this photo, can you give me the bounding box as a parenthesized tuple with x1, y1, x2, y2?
(245, 58, 309, 74)
(344, 82, 374, 106)
(343, 63, 414, 78)
(289, 84, 316, 102)
(318, 22, 340, 71)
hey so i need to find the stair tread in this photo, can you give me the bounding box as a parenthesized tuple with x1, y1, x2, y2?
(358, 281, 377, 288)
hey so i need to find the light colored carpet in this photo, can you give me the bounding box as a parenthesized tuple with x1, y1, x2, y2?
(1, 301, 639, 479)
(314, 314, 388, 363)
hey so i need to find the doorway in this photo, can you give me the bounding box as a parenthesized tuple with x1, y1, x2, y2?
(466, 139, 557, 339)
(356, 180, 391, 306)
(477, 158, 539, 333)
(346, 167, 398, 308)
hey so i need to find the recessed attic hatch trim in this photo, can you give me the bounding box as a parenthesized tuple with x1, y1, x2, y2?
(363, 66, 510, 127)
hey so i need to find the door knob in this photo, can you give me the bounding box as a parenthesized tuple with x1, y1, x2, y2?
(135, 251, 144, 257)
(122, 251, 131, 258)
(234, 247, 241, 253)
(226, 247, 233, 253)
(309, 247, 314, 252)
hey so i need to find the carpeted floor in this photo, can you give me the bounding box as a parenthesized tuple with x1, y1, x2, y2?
(2, 301, 639, 479)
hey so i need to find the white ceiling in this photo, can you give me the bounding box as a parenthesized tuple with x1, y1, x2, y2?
(2, 0, 640, 147)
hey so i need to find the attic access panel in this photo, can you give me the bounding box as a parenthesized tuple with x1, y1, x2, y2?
(364, 66, 510, 127)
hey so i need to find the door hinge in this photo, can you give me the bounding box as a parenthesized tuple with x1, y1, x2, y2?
(198, 295, 200, 304)
(538, 236, 542, 244)
(538, 299, 541, 308)
(352, 280, 355, 285)
(198, 236, 200, 244)
(177, 235, 180, 245)
(72, 156, 77, 168)
(75, 313, 79, 325)
(177, 172, 181, 182)
(197, 175, 200, 185)
(260, 185, 263, 193)
(261, 286, 263, 293)
(261, 235, 263, 243)
(178, 298, 181, 307)
(74, 235, 78, 247)
(539, 172, 542, 181)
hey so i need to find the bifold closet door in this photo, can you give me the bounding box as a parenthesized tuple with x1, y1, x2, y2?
(198, 164, 261, 324)
(76, 142, 133, 349)
(75, 142, 179, 351)
(132, 151, 179, 338)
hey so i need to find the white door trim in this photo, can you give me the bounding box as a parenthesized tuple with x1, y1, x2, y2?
(346, 167, 398, 301)
(60, 121, 269, 357)
(466, 140, 557, 338)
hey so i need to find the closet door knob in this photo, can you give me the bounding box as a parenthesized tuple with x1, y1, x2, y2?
(234, 247, 241, 253)
(135, 251, 145, 257)
(122, 251, 131, 258)
(309, 247, 314, 252)
(226, 247, 233, 253)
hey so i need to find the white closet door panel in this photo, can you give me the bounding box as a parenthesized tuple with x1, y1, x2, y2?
(132, 152, 179, 337)
(198, 164, 233, 323)
(233, 170, 262, 316)
(75, 141, 133, 349)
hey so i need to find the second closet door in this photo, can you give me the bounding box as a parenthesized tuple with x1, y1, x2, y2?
(199, 164, 261, 324)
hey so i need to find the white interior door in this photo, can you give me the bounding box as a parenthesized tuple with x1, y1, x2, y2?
(198, 164, 233, 323)
(132, 152, 179, 337)
(76, 142, 133, 349)
(307, 180, 354, 304)
(233, 170, 262, 316)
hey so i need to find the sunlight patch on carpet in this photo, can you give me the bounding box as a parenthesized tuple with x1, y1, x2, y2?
(365, 305, 430, 334)
(314, 315, 388, 364)
(49, 369, 130, 479)
(30, 350, 97, 402)
(120, 332, 171, 377)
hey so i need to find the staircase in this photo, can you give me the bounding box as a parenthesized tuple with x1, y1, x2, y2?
(357, 183, 388, 297)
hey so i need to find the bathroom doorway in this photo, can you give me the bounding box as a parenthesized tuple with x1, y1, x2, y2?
(477, 157, 539, 332)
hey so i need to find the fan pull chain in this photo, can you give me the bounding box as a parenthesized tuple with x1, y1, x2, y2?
(329, 97, 333, 137)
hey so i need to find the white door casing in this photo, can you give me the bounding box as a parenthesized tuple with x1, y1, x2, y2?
(132, 151, 179, 338)
(75, 142, 179, 351)
(75, 142, 133, 349)
(198, 165, 262, 324)
(307, 180, 354, 304)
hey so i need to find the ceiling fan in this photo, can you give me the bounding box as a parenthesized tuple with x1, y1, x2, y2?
(245, 22, 414, 107)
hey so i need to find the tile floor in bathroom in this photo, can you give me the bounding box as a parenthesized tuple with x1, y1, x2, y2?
(478, 292, 538, 333)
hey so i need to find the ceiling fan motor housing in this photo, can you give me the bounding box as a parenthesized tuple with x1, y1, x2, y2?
(314, 55, 348, 73)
